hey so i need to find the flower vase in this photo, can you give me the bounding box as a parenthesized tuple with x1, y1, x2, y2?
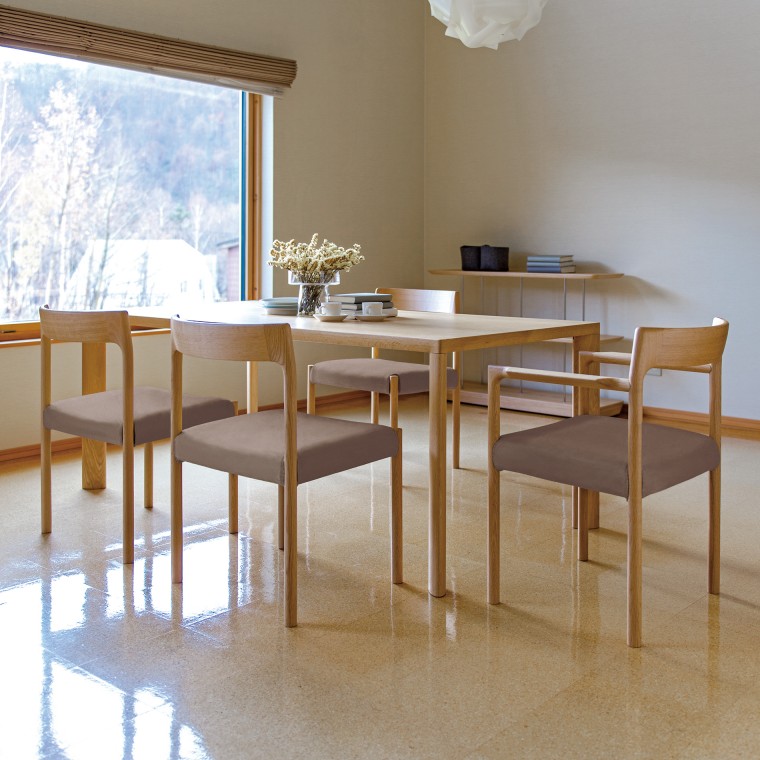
(288, 271, 340, 316)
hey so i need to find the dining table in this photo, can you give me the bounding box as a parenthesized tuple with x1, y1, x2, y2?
(82, 303, 600, 599)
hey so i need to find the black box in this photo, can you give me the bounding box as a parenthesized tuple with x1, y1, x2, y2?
(460, 245, 481, 270)
(480, 245, 509, 271)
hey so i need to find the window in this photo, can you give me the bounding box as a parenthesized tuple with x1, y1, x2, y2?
(0, 47, 246, 323)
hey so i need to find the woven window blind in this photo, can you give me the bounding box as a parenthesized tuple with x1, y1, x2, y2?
(0, 5, 297, 96)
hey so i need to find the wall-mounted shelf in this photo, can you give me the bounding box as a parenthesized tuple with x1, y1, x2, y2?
(429, 268, 625, 417)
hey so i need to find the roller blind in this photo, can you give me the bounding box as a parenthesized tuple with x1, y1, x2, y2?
(0, 5, 297, 96)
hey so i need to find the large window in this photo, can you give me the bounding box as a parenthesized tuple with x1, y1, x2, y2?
(0, 47, 244, 323)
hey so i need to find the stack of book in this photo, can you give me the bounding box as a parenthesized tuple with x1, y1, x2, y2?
(526, 255, 575, 273)
(260, 296, 298, 315)
(331, 292, 398, 318)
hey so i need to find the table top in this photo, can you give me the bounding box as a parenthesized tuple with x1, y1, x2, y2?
(129, 302, 599, 354)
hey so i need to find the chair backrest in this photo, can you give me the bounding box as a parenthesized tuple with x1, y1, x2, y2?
(170, 319, 297, 458)
(626, 318, 728, 492)
(375, 287, 459, 314)
(39, 306, 134, 413)
(629, 318, 729, 379)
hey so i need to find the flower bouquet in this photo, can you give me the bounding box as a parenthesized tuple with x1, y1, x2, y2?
(269, 233, 363, 315)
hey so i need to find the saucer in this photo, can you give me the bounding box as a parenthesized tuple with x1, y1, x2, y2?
(314, 314, 347, 322)
(355, 314, 387, 322)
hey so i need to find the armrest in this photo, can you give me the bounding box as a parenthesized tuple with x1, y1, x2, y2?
(489, 366, 631, 392)
(579, 351, 632, 367)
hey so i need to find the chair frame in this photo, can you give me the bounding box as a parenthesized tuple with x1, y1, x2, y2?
(170, 318, 403, 628)
(40, 307, 138, 563)
(307, 286, 463, 468)
(487, 318, 728, 647)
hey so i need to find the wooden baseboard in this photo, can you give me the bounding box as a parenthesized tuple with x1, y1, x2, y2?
(639, 405, 760, 440)
(0, 390, 370, 466)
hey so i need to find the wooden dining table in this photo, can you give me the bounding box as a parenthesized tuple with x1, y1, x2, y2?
(82, 304, 600, 598)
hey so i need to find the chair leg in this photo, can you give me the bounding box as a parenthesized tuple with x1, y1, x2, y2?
(123, 440, 135, 565)
(371, 391, 380, 424)
(143, 442, 154, 509)
(487, 465, 501, 604)
(389, 377, 399, 429)
(708, 466, 721, 594)
(578, 488, 589, 561)
(307, 366, 316, 415)
(451, 383, 461, 469)
(284, 482, 297, 627)
(228, 474, 238, 534)
(391, 428, 403, 584)
(627, 494, 643, 648)
(41, 427, 52, 534)
(278, 484, 285, 550)
(171, 456, 183, 583)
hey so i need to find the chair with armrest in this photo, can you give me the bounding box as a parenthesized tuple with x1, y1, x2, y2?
(487, 317, 729, 647)
(40, 306, 236, 564)
(170, 317, 402, 627)
(307, 287, 462, 467)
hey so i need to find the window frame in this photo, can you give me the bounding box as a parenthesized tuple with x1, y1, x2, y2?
(0, 53, 262, 344)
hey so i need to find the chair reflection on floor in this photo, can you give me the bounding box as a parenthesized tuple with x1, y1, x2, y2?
(486, 318, 729, 647)
(169, 317, 403, 627)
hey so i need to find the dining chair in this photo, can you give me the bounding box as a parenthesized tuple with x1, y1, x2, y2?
(40, 306, 236, 564)
(307, 287, 462, 467)
(170, 317, 403, 627)
(486, 317, 729, 647)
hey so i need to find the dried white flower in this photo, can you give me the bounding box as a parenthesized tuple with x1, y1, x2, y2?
(269, 233, 364, 282)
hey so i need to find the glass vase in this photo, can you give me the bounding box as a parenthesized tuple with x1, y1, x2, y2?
(288, 271, 340, 316)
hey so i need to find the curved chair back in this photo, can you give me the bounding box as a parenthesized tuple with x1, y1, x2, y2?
(375, 287, 459, 314)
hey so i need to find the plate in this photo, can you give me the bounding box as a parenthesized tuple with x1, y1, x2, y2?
(313, 313, 347, 322)
(354, 314, 387, 322)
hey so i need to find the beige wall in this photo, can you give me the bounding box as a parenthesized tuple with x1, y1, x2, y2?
(4, 0, 760, 450)
(0, 0, 424, 449)
(424, 0, 760, 417)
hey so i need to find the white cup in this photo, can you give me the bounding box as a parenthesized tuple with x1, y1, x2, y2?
(362, 301, 383, 317)
(320, 301, 342, 317)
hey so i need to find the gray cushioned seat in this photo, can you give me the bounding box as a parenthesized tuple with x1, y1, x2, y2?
(174, 410, 399, 485)
(43, 387, 235, 446)
(492, 415, 719, 498)
(310, 358, 458, 395)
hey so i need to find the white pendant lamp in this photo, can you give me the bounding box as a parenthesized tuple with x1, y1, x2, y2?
(429, 0, 547, 49)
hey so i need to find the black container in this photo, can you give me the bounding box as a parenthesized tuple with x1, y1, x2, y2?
(460, 245, 481, 270)
(480, 245, 509, 271)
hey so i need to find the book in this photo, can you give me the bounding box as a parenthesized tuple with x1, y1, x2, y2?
(342, 307, 398, 318)
(332, 293, 393, 303)
(526, 255, 574, 263)
(527, 265, 576, 273)
(338, 301, 395, 311)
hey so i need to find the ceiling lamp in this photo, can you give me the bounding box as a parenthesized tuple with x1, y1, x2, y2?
(428, 0, 547, 49)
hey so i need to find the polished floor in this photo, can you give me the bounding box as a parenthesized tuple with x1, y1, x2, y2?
(2, 396, 760, 759)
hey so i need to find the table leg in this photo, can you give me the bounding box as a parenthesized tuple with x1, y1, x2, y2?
(429, 352, 447, 597)
(572, 330, 600, 529)
(82, 342, 107, 490)
(247, 361, 258, 414)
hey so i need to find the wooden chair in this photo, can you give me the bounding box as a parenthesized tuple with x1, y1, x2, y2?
(40, 306, 235, 564)
(487, 318, 728, 647)
(170, 317, 403, 627)
(307, 287, 462, 467)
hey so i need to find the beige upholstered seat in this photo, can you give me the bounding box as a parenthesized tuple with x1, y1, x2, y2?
(308, 287, 463, 467)
(40, 306, 235, 564)
(487, 318, 729, 647)
(170, 318, 403, 628)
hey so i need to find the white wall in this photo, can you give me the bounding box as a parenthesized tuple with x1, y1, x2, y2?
(0, 0, 425, 449)
(424, 0, 760, 417)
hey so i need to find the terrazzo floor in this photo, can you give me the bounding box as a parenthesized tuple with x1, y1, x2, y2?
(1, 396, 759, 759)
